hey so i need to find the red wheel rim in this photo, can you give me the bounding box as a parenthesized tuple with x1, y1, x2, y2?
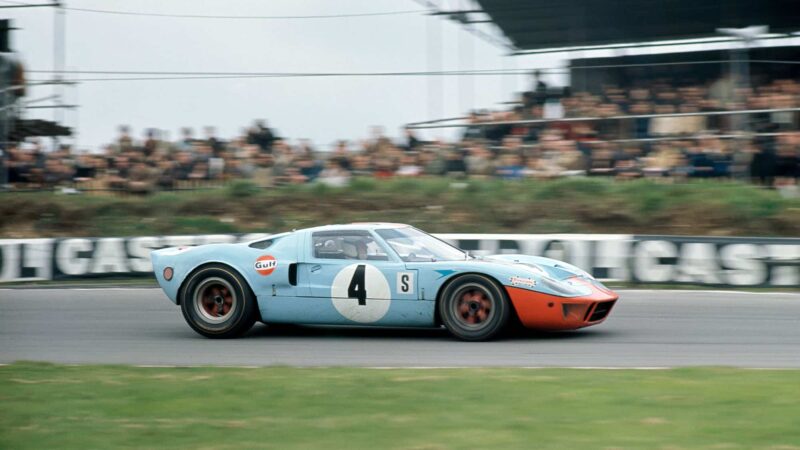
(200, 284, 233, 317)
(193, 277, 237, 323)
(454, 287, 493, 326)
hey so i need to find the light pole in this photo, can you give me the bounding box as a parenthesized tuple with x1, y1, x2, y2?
(716, 25, 766, 113)
(716, 25, 767, 179)
(0, 19, 13, 189)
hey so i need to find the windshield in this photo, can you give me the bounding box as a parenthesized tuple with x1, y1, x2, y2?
(376, 227, 467, 262)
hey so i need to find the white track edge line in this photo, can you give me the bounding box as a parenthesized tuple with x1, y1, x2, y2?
(1, 363, 795, 370)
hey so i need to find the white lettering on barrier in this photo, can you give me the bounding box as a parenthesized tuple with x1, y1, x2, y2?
(542, 240, 568, 262)
(765, 244, 800, 286)
(0, 240, 20, 281)
(128, 237, 162, 273)
(0, 239, 54, 282)
(0, 234, 799, 286)
(593, 239, 630, 281)
(91, 238, 128, 274)
(56, 238, 93, 276)
(719, 244, 766, 286)
(634, 240, 677, 283)
(676, 243, 720, 284)
(568, 240, 591, 276)
(163, 236, 197, 248)
(24, 239, 54, 281)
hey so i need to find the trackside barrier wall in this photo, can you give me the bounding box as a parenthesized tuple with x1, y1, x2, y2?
(0, 233, 799, 287)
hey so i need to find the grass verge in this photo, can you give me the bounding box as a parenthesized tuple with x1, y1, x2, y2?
(1, 362, 798, 449)
(2, 178, 799, 238)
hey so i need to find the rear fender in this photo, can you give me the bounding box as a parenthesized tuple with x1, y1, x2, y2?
(152, 244, 261, 304)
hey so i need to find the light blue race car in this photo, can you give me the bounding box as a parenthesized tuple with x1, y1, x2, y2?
(151, 223, 618, 341)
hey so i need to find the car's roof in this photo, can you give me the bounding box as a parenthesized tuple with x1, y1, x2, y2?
(244, 224, 412, 244)
(303, 223, 411, 233)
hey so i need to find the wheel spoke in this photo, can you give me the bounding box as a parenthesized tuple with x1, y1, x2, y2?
(453, 285, 494, 327)
(195, 280, 237, 322)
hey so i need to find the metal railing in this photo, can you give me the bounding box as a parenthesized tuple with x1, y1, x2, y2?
(406, 107, 800, 129)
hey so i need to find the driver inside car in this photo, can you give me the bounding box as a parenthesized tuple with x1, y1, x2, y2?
(341, 238, 369, 260)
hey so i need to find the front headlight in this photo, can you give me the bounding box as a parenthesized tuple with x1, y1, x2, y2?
(554, 263, 593, 280)
(540, 277, 583, 297)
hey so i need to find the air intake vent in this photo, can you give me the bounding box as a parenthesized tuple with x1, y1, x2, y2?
(589, 300, 616, 322)
(249, 239, 273, 250)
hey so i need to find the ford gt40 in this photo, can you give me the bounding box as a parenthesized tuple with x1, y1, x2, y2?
(151, 223, 618, 341)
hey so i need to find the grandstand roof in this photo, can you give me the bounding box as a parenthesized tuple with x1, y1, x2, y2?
(8, 119, 72, 142)
(475, 0, 800, 50)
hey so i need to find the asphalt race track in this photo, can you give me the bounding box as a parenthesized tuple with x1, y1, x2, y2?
(1, 288, 799, 368)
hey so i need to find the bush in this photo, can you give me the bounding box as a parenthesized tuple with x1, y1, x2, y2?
(225, 180, 261, 199)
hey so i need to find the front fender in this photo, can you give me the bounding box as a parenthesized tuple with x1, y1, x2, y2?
(408, 259, 593, 301)
(487, 254, 593, 279)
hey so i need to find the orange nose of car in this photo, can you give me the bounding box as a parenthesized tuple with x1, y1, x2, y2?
(505, 277, 618, 331)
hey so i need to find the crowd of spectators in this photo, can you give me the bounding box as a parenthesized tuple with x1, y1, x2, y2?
(4, 75, 799, 194)
(461, 76, 800, 186)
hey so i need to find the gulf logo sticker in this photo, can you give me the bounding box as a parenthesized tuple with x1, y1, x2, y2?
(254, 255, 277, 276)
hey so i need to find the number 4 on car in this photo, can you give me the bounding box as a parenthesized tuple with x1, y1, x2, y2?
(151, 223, 619, 341)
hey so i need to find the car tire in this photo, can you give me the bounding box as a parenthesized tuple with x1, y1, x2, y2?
(439, 274, 510, 341)
(180, 264, 258, 338)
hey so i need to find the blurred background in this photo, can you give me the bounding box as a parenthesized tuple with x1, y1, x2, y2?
(0, 0, 799, 241)
(2, 5, 800, 448)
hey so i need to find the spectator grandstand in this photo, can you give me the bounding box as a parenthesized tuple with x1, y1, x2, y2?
(2, 2, 798, 194)
(4, 70, 798, 194)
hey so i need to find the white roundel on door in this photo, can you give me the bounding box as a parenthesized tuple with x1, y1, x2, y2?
(331, 263, 391, 323)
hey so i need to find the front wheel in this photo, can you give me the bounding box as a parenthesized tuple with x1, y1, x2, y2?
(439, 275, 510, 341)
(180, 264, 258, 338)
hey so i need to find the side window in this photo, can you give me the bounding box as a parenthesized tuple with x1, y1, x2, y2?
(312, 231, 389, 261)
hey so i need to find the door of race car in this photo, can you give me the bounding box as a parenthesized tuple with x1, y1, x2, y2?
(298, 229, 420, 325)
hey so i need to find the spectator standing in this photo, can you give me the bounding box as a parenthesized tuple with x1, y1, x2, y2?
(204, 126, 225, 156)
(247, 120, 276, 153)
(443, 148, 467, 177)
(251, 153, 275, 188)
(143, 129, 159, 157)
(403, 127, 421, 152)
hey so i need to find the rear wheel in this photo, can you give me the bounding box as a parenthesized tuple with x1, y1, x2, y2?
(439, 274, 510, 341)
(180, 264, 257, 338)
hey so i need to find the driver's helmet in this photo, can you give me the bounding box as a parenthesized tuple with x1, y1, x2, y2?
(342, 238, 368, 259)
